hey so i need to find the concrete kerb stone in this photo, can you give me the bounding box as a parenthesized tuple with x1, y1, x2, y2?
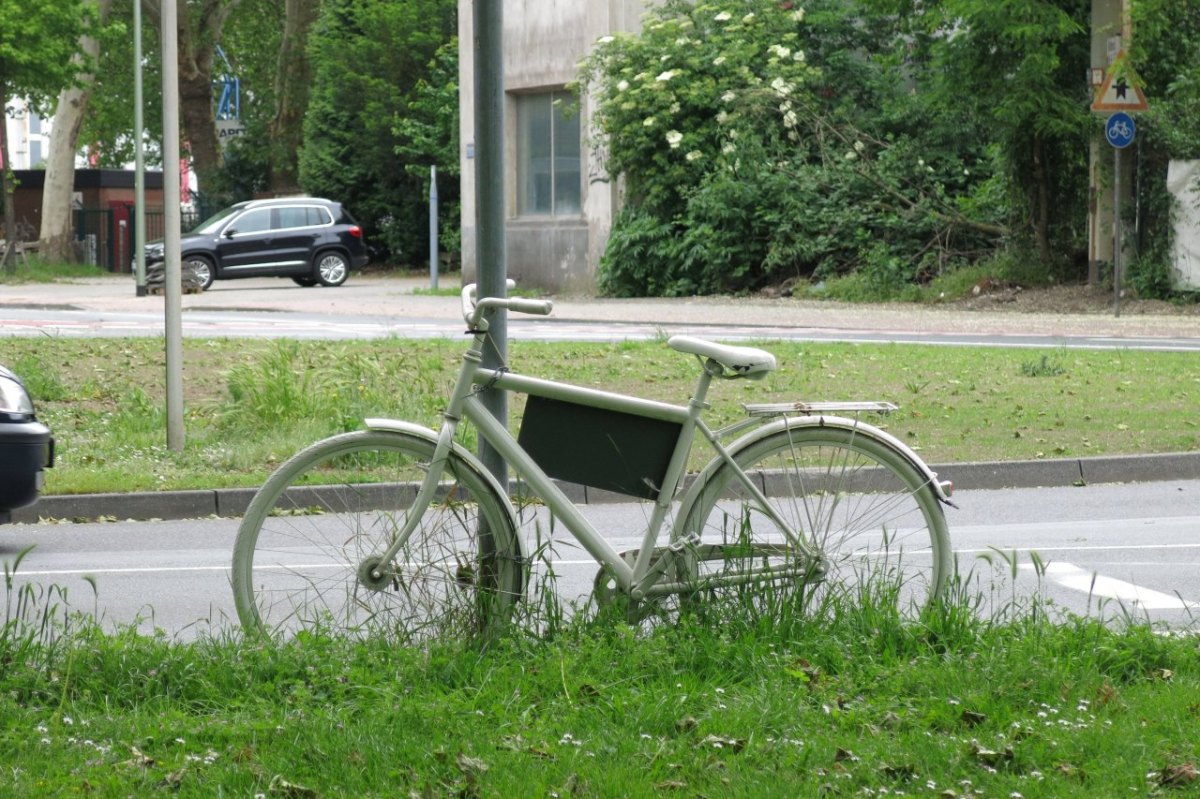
(8, 451, 1199, 525)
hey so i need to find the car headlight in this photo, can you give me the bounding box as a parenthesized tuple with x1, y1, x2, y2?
(0, 373, 34, 416)
(145, 242, 165, 260)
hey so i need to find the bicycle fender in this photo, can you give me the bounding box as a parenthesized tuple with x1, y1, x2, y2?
(363, 418, 526, 559)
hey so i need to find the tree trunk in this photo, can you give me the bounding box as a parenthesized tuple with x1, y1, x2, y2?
(40, 0, 112, 263)
(1032, 134, 1051, 265)
(179, 60, 222, 198)
(0, 77, 16, 274)
(144, 0, 242, 204)
(267, 0, 319, 195)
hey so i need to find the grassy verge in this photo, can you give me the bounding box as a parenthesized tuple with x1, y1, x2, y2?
(2, 563, 1198, 797)
(4, 336, 1196, 496)
(0, 259, 109, 283)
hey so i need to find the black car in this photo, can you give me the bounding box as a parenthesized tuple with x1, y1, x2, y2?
(0, 366, 53, 523)
(143, 197, 369, 290)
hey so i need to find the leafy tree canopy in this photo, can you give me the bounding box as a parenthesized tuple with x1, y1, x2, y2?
(299, 0, 457, 262)
(0, 0, 92, 109)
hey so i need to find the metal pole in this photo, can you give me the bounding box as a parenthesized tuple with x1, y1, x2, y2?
(161, 0, 185, 449)
(1113, 146, 1121, 317)
(133, 0, 147, 296)
(474, 0, 507, 482)
(429, 164, 439, 290)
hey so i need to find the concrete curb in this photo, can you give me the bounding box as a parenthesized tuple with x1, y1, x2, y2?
(9, 451, 1199, 524)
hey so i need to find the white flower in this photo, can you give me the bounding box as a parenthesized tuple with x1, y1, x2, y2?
(854, 140, 865, 152)
(686, 150, 702, 161)
(714, 11, 732, 21)
(666, 130, 683, 148)
(743, 13, 755, 22)
(713, 55, 727, 66)
(783, 109, 798, 128)
(656, 70, 676, 82)
(769, 45, 792, 59)
(616, 80, 629, 91)
(845, 151, 857, 160)
(716, 110, 729, 124)
(721, 90, 737, 103)
(669, 102, 681, 114)
(597, 35, 614, 44)
(643, 117, 656, 127)
(722, 142, 737, 154)
(793, 8, 806, 22)
(770, 77, 792, 97)
(793, 50, 806, 62)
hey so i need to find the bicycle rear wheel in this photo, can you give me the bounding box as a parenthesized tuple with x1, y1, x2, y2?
(679, 424, 950, 617)
(232, 430, 524, 641)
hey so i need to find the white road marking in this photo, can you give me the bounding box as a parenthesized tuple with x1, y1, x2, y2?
(1020, 562, 1198, 610)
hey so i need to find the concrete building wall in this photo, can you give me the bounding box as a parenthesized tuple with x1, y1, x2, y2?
(458, 0, 646, 294)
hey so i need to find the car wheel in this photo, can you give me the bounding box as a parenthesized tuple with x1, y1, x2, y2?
(187, 256, 215, 290)
(292, 276, 318, 287)
(315, 252, 349, 287)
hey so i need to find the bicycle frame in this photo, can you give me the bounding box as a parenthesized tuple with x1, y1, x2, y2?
(367, 328, 807, 602)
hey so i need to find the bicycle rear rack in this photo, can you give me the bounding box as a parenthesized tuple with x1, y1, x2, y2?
(743, 401, 898, 417)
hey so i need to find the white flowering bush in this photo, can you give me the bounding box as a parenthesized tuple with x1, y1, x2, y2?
(575, 0, 1015, 297)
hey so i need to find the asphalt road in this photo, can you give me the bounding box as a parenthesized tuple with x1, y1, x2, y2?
(3, 480, 1198, 640)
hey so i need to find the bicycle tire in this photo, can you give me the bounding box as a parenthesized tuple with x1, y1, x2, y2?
(232, 430, 524, 641)
(678, 424, 951, 617)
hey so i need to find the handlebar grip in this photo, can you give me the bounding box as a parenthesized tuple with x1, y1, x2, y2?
(506, 298, 554, 316)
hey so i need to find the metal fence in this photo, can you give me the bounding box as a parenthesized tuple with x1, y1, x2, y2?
(75, 206, 202, 272)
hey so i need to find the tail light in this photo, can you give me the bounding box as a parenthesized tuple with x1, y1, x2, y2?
(347, 226, 363, 238)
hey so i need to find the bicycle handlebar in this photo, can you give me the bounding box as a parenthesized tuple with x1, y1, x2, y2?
(461, 281, 554, 328)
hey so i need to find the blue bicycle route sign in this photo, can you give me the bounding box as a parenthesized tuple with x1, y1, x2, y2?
(1105, 112, 1136, 149)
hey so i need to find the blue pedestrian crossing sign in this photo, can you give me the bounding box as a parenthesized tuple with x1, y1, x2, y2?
(1105, 112, 1136, 149)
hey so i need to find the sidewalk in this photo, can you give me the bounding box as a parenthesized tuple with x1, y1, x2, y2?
(5, 273, 1200, 340)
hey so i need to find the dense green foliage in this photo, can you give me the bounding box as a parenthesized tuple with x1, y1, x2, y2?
(581, 0, 1200, 298)
(19, 0, 1200, 288)
(299, 0, 458, 264)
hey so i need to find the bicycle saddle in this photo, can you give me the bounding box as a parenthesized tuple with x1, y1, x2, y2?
(667, 336, 777, 380)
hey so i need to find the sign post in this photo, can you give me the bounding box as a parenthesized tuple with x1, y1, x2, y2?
(1091, 52, 1148, 317)
(1105, 112, 1136, 317)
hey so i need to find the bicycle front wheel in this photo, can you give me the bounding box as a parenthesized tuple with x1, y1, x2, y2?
(679, 424, 951, 617)
(232, 430, 524, 642)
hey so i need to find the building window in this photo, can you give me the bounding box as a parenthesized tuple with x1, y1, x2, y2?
(517, 91, 581, 216)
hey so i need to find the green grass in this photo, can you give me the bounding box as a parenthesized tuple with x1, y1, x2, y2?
(0, 259, 108, 283)
(4, 336, 1196, 496)
(2, 556, 1198, 797)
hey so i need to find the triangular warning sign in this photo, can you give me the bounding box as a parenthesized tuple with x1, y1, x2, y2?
(1091, 53, 1149, 112)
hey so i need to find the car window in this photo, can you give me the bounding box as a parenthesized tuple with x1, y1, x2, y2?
(275, 207, 309, 230)
(308, 207, 333, 226)
(190, 205, 242, 234)
(231, 209, 271, 235)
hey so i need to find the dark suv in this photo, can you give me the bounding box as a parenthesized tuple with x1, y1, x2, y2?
(144, 197, 369, 290)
